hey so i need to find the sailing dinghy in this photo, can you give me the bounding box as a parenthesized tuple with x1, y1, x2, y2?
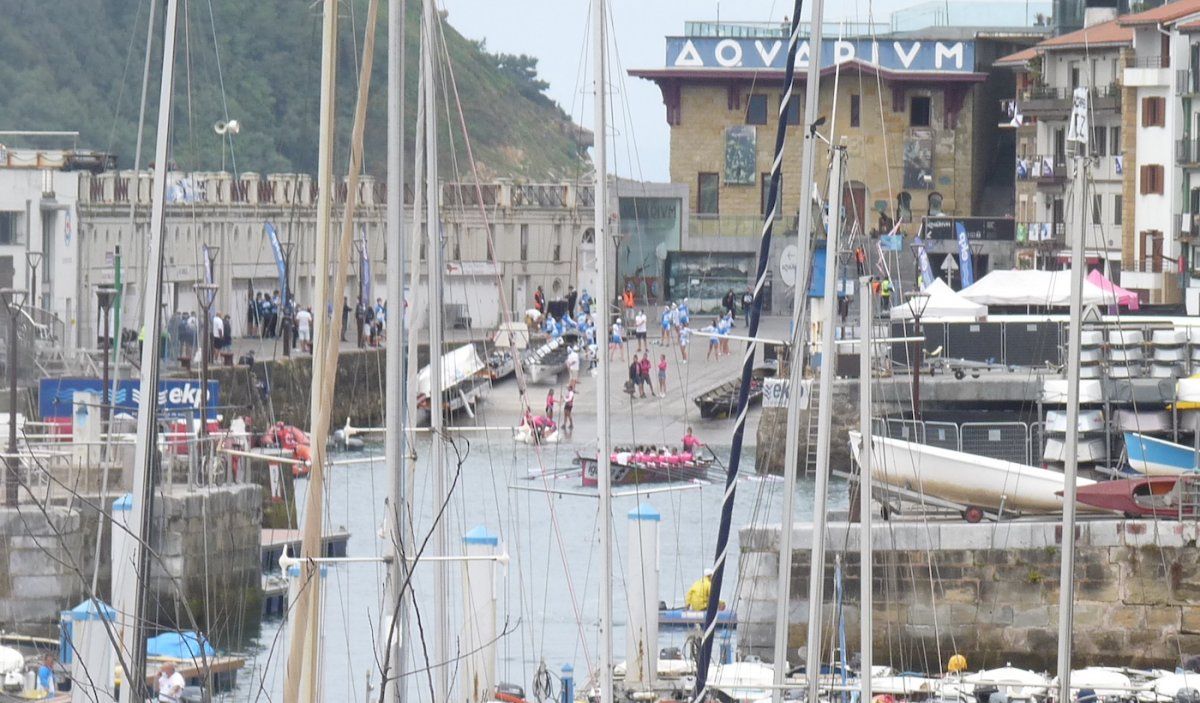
(850, 431, 1097, 515)
(1072, 474, 1200, 518)
(1123, 432, 1197, 475)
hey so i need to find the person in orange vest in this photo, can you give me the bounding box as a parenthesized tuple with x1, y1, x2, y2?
(854, 246, 867, 275)
(622, 286, 635, 323)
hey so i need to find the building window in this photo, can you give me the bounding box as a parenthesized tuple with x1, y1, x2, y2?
(1092, 127, 1106, 157)
(910, 96, 931, 127)
(698, 173, 720, 215)
(1070, 65, 1080, 90)
(1114, 195, 1122, 225)
(1140, 164, 1165, 195)
(850, 94, 861, 128)
(1092, 194, 1103, 225)
(760, 172, 781, 216)
(786, 95, 801, 126)
(897, 191, 913, 223)
(0, 213, 17, 245)
(1110, 126, 1121, 152)
(519, 223, 529, 261)
(1142, 97, 1166, 128)
(927, 192, 944, 215)
(1140, 230, 1164, 271)
(746, 94, 768, 125)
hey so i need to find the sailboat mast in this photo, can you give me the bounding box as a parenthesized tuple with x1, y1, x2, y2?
(593, 0, 614, 700)
(118, 1, 179, 701)
(421, 1, 452, 700)
(384, 0, 409, 699)
(284, 0, 337, 700)
(1055, 127, 1089, 703)
(693, 2, 806, 697)
(805, 143, 846, 703)
(858, 278, 873, 703)
(770, 1, 826, 698)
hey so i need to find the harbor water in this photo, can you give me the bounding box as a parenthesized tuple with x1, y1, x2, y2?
(226, 439, 849, 701)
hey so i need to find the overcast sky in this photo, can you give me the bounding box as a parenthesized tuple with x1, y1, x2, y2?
(440, 0, 925, 181)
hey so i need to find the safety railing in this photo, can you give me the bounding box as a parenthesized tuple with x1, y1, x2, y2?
(875, 418, 1037, 465)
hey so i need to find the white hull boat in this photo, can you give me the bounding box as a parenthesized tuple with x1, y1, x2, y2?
(850, 431, 1097, 514)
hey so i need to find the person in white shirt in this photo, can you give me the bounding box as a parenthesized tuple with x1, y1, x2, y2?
(565, 346, 580, 384)
(296, 306, 314, 353)
(634, 310, 648, 352)
(211, 314, 225, 353)
(157, 662, 186, 703)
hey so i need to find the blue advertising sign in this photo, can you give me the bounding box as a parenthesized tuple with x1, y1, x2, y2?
(666, 37, 975, 73)
(264, 222, 288, 296)
(955, 221, 975, 287)
(39, 378, 220, 421)
(912, 236, 935, 288)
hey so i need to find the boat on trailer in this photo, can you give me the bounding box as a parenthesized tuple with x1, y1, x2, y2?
(578, 447, 714, 487)
(1071, 474, 1200, 519)
(415, 343, 492, 425)
(1123, 431, 1197, 475)
(850, 431, 1098, 517)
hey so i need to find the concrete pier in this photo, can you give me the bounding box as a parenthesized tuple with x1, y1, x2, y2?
(737, 519, 1200, 671)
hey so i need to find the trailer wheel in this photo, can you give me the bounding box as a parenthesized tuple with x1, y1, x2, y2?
(954, 369, 966, 380)
(963, 506, 984, 523)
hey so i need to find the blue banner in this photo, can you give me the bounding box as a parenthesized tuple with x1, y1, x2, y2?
(40, 378, 220, 420)
(264, 223, 288, 296)
(359, 224, 371, 304)
(666, 37, 975, 73)
(202, 244, 214, 285)
(913, 236, 935, 288)
(880, 234, 904, 251)
(956, 221, 975, 287)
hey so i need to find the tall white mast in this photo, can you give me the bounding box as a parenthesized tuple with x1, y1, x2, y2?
(118, 1, 179, 701)
(858, 278, 873, 703)
(284, 0, 337, 699)
(421, 1, 452, 700)
(593, 0, 614, 700)
(770, 2, 826, 698)
(383, 0, 409, 700)
(1055, 101, 1090, 703)
(805, 143, 846, 703)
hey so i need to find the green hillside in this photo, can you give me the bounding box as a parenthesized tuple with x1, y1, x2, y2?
(0, 1, 590, 180)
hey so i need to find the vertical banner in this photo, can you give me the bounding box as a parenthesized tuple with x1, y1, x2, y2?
(201, 244, 214, 285)
(913, 233, 935, 288)
(264, 222, 287, 295)
(955, 221, 974, 287)
(359, 224, 372, 304)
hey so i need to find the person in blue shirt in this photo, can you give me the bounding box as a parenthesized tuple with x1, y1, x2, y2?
(678, 299, 690, 327)
(36, 653, 55, 693)
(580, 289, 592, 314)
(659, 306, 672, 347)
(542, 314, 555, 336)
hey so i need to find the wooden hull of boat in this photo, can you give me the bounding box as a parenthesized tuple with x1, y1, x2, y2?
(1074, 476, 1197, 518)
(1124, 432, 1197, 475)
(693, 366, 772, 419)
(579, 456, 709, 487)
(850, 432, 1097, 513)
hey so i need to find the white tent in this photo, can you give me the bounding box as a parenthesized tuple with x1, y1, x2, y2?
(958, 270, 1108, 307)
(889, 278, 988, 320)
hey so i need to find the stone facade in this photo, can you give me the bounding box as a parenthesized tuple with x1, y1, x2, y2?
(0, 506, 88, 636)
(737, 519, 1200, 670)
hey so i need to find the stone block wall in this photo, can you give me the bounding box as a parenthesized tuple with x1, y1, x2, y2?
(0, 506, 89, 637)
(737, 519, 1200, 672)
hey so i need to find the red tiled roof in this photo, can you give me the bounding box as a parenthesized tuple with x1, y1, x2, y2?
(1039, 18, 1131, 49)
(995, 46, 1038, 67)
(1119, 0, 1200, 27)
(1177, 17, 1200, 31)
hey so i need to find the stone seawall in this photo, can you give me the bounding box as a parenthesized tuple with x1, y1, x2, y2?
(0, 484, 262, 644)
(737, 519, 1200, 671)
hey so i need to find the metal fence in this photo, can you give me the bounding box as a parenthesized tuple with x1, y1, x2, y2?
(875, 418, 1037, 465)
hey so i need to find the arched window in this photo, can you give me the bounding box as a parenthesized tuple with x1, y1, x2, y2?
(896, 192, 913, 223)
(582, 227, 595, 244)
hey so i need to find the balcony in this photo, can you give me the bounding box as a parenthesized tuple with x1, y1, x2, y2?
(1018, 84, 1121, 117)
(1018, 221, 1065, 244)
(689, 213, 800, 238)
(1178, 69, 1200, 95)
(1016, 154, 1067, 187)
(1125, 54, 1170, 87)
(1178, 140, 1200, 166)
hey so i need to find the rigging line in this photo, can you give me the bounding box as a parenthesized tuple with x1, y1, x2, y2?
(203, 0, 238, 176)
(429, 9, 598, 674)
(102, 0, 150, 161)
(692, 1, 805, 698)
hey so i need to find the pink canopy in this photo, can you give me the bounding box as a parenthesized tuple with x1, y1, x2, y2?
(1086, 269, 1140, 310)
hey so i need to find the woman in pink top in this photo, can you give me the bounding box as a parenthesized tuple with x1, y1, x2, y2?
(657, 354, 668, 396)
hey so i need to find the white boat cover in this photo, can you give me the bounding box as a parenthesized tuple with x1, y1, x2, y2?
(1041, 379, 1104, 404)
(959, 270, 1108, 307)
(0, 645, 21, 674)
(889, 278, 988, 321)
(1051, 667, 1133, 699)
(416, 344, 486, 398)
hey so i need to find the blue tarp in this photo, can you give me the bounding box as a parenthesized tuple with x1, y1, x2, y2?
(807, 245, 827, 298)
(147, 631, 215, 660)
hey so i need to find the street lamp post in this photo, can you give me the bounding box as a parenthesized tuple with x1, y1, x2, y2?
(25, 251, 43, 311)
(1, 289, 27, 507)
(281, 242, 295, 358)
(193, 282, 218, 484)
(907, 290, 931, 422)
(96, 286, 117, 461)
